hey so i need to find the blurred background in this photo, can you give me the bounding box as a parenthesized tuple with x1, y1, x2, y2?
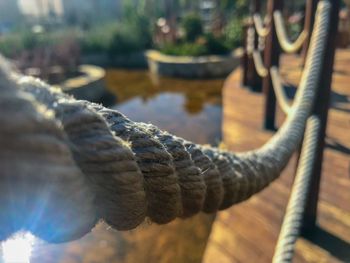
(0, 0, 349, 262)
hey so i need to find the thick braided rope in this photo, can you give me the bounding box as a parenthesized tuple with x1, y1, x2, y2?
(252, 50, 269, 77)
(0, 1, 330, 243)
(272, 116, 321, 263)
(270, 66, 292, 114)
(0, 58, 96, 243)
(274, 11, 309, 54)
(253, 14, 270, 38)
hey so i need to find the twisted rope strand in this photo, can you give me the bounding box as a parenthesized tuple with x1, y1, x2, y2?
(0, 1, 330, 243)
(253, 14, 270, 38)
(272, 116, 321, 263)
(274, 11, 309, 53)
(270, 66, 292, 114)
(252, 50, 269, 77)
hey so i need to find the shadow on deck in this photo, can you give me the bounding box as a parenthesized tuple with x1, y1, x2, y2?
(203, 49, 350, 263)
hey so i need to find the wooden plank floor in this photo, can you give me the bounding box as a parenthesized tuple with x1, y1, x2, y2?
(203, 49, 350, 263)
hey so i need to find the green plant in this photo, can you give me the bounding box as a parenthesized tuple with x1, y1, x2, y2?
(109, 29, 140, 55)
(79, 24, 117, 54)
(108, 18, 152, 56)
(204, 33, 230, 55)
(224, 18, 243, 49)
(0, 34, 23, 57)
(160, 42, 208, 56)
(158, 33, 233, 57)
(181, 13, 203, 42)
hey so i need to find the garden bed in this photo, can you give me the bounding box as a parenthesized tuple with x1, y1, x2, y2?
(56, 64, 106, 102)
(146, 49, 242, 79)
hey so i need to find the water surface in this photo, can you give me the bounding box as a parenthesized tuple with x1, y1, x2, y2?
(106, 69, 224, 145)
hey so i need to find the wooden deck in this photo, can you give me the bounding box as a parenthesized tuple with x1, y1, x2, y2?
(23, 50, 349, 263)
(203, 49, 350, 262)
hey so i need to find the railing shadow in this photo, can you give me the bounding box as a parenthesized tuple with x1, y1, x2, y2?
(325, 137, 350, 155)
(281, 83, 349, 114)
(303, 225, 350, 262)
(330, 89, 350, 113)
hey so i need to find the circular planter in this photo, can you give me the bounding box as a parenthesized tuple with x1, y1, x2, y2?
(56, 64, 106, 102)
(146, 49, 242, 79)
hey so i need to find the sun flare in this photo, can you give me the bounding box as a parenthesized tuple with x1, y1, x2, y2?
(1, 232, 35, 263)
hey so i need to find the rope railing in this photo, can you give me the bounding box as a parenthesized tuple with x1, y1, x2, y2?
(253, 50, 269, 77)
(0, 0, 331, 244)
(274, 11, 309, 53)
(244, 0, 322, 130)
(270, 66, 292, 114)
(253, 14, 270, 38)
(272, 116, 321, 262)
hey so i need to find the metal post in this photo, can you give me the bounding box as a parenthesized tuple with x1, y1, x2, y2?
(302, 0, 340, 232)
(302, 0, 319, 63)
(262, 0, 283, 130)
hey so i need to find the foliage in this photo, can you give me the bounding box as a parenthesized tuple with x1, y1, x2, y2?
(0, 29, 76, 57)
(160, 42, 208, 56)
(160, 33, 233, 56)
(204, 33, 230, 54)
(79, 24, 117, 54)
(0, 34, 24, 57)
(0, 18, 152, 58)
(108, 15, 152, 56)
(223, 18, 243, 49)
(181, 14, 203, 42)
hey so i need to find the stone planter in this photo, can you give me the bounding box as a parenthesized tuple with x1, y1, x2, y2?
(146, 49, 242, 79)
(56, 64, 106, 102)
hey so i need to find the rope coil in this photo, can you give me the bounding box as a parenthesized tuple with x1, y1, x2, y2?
(0, 0, 331, 244)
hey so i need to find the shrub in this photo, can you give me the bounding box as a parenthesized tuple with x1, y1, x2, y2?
(224, 18, 243, 49)
(181, 14, 203, 42)
(204, 33, 230, 55)
(0, 34, 24, 57)
(109, 29, 140, 55)
(108, 12, 152, 56)
(80, 25, 116, 54)
(160, 42, 208, 56)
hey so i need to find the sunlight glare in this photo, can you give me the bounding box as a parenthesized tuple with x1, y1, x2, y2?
(2, 232, 35, 263)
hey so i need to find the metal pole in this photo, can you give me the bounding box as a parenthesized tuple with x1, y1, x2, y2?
(262, 0, 283, 130)
(302, 0, 340, 232)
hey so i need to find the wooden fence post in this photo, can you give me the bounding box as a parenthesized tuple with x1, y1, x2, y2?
(302, 0, 319, 63)
(262, 0, 283, 130)
(242, 19, 251, 86)
(302, 0, 340, 232)
(242, 0, 262, 91)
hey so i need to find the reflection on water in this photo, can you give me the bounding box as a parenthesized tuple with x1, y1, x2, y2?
(5, 70, 225, 263)
(106, 69, 225, 145)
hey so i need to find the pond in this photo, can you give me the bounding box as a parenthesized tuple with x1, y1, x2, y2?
(1, 70, 226, 263)
(105, 69, 225, 145)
